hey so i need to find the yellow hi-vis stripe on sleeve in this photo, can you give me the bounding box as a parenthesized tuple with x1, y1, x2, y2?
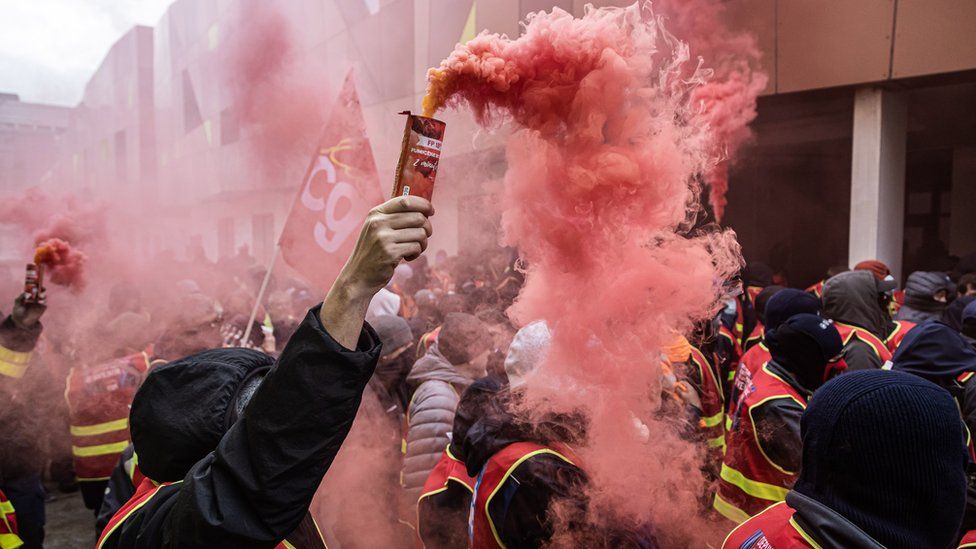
(702, 411, 724, 428)
(720, 463, 790, 502)
(72, 441, 129, 458)
(70, 418, 129, 437)
(0, 501, 13, 515)
(712, 492, 751, 524)
(707, 435, 726, 449)
(0, 346, 31, 379)
(0, 532, 24, 549)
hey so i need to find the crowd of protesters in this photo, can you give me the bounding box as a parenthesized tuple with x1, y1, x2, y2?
(1, 195, 976, 548)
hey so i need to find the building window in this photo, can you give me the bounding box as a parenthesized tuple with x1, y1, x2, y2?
(182, 69, 203, 134)
(252, 213, 274, 263)
(218, 217, 235, 260)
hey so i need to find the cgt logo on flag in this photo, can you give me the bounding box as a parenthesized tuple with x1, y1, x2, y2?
(278, 70, 383, 290)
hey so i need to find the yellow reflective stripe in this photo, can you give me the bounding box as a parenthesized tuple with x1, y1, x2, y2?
(96, 481, 182, 549)
(281, 541, 297, 549)
(0, 532, 23, 549)
(70, 418, 129, 437)
(725, 415, 733, 431)
(789, 516, 825, 549)
(707, 435, 726, 449)
(0, 502, 12, 515)
(72, 441, 129, 458)
(712, 492, 751, 524)
(702, 410, 724, 428)
(0, 361, 28, 379)
(0, 345, 31, 378)
(720, 463, 789, 502)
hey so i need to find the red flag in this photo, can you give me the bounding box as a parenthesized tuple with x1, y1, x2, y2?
(278, 71, 384, 290)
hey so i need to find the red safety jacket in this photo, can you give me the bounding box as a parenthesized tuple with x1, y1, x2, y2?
(690, 346, 725, 450)
(743, 323, 764, 353)
(418, 446, 476, 513)
(805, 280, 824, 299)
(714, 364, 805, 524)
(97, 478, 327, 549)
(721, 501, 818, 548)
(885, 320, 916, 354)
(833, 322, 892, 363)
(727, 342, 771, 424)
(0, 489, 22, 549)
(469, 442, 577, 549)
(959, 529, 976, 548)
(65, 351, 152, 482)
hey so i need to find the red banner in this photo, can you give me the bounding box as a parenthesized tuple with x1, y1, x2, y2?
(278, 71, 384, 290)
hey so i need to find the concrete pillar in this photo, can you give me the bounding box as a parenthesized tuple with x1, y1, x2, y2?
(950, 147, 976, 256)
(849, 87, 907, 280)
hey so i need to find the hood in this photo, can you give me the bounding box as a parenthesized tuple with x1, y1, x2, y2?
(822, 271, 887, 338)
(942, 295, 975, 332)
(891, 321, 976, 382)
(130, 347, 274, 482)
(406, 344, 472, 390)
(786, 492, 884, 549)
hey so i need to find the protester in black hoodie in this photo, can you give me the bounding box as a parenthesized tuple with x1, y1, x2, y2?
(723, 370, 968, 548)
(96, 195, 435, 549)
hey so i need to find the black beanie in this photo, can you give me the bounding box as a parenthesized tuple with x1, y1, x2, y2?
(438, 312, 491, 365)
(754, 285, 785, 323)
(794, 370, 967, 548)
(764, 289, 822, 332)
(765, 314, 842, 392)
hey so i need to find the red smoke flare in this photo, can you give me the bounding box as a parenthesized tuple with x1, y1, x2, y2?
(34, 238, 87, 290)
(425, 3, 741, 544)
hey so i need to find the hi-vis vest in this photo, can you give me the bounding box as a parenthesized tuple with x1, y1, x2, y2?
(721, 501, 820, 548)
(0, 341, 33, 381)
(959, 529, 976, 548)
(96, 478, 327, 549)
(690, 346, 725, 450)
(65, 351, 152, 482)
(833, 322, 892, 364)
(417, 446, 476, 547)
(0, 490, 22, 549)
(727, 342, 771, 429)
(714, 364, 805, 524)
(885, 320, 917, 354)
(469, 442, 578, 549)
(805, 280, 825, 299)
(743, 323, 764, 353)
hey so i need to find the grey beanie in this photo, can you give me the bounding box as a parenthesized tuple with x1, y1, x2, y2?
(371, 314, 413, 358)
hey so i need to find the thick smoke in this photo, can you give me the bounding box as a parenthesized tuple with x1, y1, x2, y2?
(425, 2, 741, 544)
(657, 0, 768, 221)
(34, 238, 87, 290)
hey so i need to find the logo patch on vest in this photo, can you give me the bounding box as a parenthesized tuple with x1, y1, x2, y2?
(740, 530, 774, 549)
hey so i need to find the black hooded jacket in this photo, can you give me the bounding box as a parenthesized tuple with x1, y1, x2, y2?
(822, 271, 888, 371)
(97, 305, 380, 548)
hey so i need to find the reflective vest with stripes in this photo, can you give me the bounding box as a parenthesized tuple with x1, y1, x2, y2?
(0, 342, 33, 381)
(727, 342, 771, 427)
(959, 529, 976, 548)
(690, 346, 725, 450)
(66, 351, 151, 481)
(97, 478, 327, 549)
(714, 364, 805, 524)
(805, 280, 824, 299)
(0, 489, 22, 549)
(469, 442, 577, 549)
(417, 446, 476, 547)
(721, 501, 819, 548)
(743, 323, 764, 353)
(833, 322, 892, 364)
(885, 320, 916, 354)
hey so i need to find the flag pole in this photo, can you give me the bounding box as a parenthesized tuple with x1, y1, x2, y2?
(242, 243, 280, 346)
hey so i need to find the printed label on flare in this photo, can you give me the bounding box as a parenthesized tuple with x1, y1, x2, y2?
(392, 111, 445, 201)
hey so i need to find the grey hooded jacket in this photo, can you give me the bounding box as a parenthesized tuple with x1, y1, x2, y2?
(402, 344, 474, 506)
(822, 271, 889, 371)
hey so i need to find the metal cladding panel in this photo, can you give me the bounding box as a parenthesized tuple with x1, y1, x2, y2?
(723, 0, 777, 95)
(777, 0, 895, 93)
(892, 0, 976, 79)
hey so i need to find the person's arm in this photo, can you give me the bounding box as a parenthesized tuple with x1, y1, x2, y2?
(101, 197, 434, 548)
(0, 295, 45, 381)
(750, 397, 804, 474)
(843, 340, 882, 371)
(96, 446, 138, 533)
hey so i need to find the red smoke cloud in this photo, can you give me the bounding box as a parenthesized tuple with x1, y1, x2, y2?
(426, 3, 741, 544)
(657, 0, 768, 221)
(34, 238, 87, 290)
